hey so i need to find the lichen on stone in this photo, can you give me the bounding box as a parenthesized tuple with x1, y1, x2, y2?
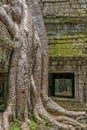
(0, 21, 13, 49)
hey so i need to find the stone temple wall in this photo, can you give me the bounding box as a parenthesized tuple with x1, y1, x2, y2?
(0, 21, 13, 72)
(49, 57, 87, 103)
(40, 0, 87, 104)
(41, 0, 87, 56)
(41, 0, 87, 37)
(0, 21, 13, 111)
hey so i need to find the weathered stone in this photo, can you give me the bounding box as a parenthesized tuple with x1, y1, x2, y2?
(21, 123, 30, 130)
(50, 126, 60, 130)
(45, 0, 87, 100)
(49, 56, 87, 104)
(0, 104, 5, 112)
(82, 47, 87, 54)
(41, 0, 87, 58)
(36, 125, 59, 130)
(0, 21, 13, 72)
(36, 125, 49, 130)
(0, 18, 13, 112)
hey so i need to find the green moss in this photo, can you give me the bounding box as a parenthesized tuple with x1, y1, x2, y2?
(0, 21, 14, 49)
(60, 34, 85, 39)
(49, 43, 84, 56)
(48, 34, 87, 56)
(29, 120, 38, 130)
(0, 1, 3, 6)
(10, 119, 20, 130)
(70, 11, 78, 17)
(44, 16, 73, 23)
(44, 16, 87, 24)
(49, 39, 69, 44)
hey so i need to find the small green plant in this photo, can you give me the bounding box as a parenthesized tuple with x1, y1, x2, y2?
(29, 121, 38, 130)
(10, 122, 20, 130)
(10, 119, 20, 130)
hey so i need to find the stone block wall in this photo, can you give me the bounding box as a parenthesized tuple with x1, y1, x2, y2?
(0, 21, 13, 72)
(40, 0, 87, 103)
(42, 0, 87, 16)
(0, 21, 13, 111)
(41, 0, 87, 56)
(49, 56, 87, 103)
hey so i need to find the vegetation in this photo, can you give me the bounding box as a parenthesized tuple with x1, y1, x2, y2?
(10, 120, 38, 130)
(0, 21, 13, 48)
(10, 120, 20, 130)
(49, 43, 84, 56)
(9, 99, 85, 130)
(29, 121, 38, 130)
(10, 119, 49, 130)
(49, 34, 87, 56)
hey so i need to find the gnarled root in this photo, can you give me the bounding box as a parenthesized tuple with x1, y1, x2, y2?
(33, 99, 86, 130)
(21, 122, 30, 130)
(44, 98, 85, 116)
(0, 106, 14, 130)
(0, 106, 31, 130)
(31, 72, 86, 130)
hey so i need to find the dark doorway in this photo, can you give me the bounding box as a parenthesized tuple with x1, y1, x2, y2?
(0, 73, 8, 112)
(49, 73, 74, 98)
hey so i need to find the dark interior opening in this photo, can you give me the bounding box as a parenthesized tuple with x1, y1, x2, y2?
(48, 73, 74, 98)
(0, 73, 8, 112)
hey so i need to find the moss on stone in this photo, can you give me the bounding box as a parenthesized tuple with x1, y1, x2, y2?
(49, 43, 84, 56)
(0, 20, 14, 72)
(0, 1, 3, 6)
(0, 21, 14, 49)
(44, 17, 77, 23)
(48, 33, 87, 56)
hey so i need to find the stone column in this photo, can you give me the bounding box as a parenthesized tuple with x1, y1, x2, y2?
(78, 65, 84, 103)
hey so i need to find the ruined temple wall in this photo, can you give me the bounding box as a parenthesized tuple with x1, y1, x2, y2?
(40, 0, 87, 103)
(0, 21, 13, 111)
(0, 21, 13, 72)
(49, 57, 87, 103)
(41, 0, 87, 17)
(41, 0, 87, 38)
(41, 0, 87, 57)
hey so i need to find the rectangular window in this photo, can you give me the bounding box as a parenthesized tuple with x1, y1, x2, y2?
(49, 73, 74, 98)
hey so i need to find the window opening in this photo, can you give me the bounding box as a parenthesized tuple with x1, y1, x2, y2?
(49, 73, 74, 98)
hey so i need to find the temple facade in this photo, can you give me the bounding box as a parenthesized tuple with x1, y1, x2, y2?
(41, 0, 87, 104)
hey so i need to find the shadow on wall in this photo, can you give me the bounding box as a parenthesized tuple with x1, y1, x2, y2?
(0, 73, 8, 112)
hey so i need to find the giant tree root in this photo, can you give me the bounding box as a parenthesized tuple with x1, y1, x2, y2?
(21, 122, 30, 130)
(31, 74, 86, 130)
(0, 98, 86, 130)
(44, 98, 85, 116)
(32, 98, 87, 130)
(0, 109, 30, 130)
(0, 76, 86, 130)
(0, 106, 12, 130)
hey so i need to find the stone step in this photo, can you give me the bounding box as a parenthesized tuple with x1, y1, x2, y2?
(52, 97, 84, 111)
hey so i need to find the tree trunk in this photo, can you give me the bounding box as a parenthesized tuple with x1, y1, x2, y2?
(0, 0, 86, 130)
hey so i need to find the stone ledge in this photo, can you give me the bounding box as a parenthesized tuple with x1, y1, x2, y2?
(49, 56, 87, 66)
